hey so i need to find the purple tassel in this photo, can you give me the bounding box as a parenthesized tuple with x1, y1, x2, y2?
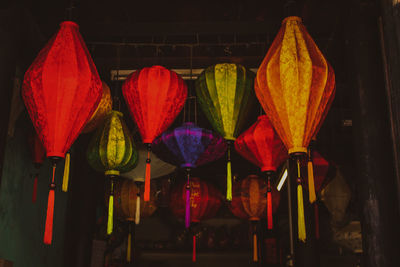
(185, 184, 191, 228)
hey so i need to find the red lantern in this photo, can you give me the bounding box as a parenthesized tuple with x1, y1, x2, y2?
(122, 66, 187, 201)
(28, 129, 46, 203)
(22, 21, 102, 244)
(234, 115, 287, 229)
(169, 177, 221, 262)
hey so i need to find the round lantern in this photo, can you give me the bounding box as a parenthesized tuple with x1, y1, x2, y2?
(122, 65, 187, 202)
(235, 115, 287, 229)
(195, 63, 256, 201)
(87, 110, 138, 235)
(28, 129, 46, 203)
(22, 21, 103, 244)
(255, 16, 335, 242)
(229, 175, 280, 262)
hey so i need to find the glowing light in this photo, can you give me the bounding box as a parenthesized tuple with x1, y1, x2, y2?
(277, 168, 288, 191)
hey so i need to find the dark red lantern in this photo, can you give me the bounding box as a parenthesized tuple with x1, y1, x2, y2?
(28, 129, 46, 203)
(22, 21, 102, 244)
(234, 115, 287, 229)
(122, 66, 187, 202)
(169, 177, 221, 262)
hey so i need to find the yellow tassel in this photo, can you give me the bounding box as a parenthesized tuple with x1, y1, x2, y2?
(107, 195, 114, 235)
(226, 161, 232, 201)
(135, 195, 140, 225)
(253, 233, 258, 262)
(127, 232, 132, 262)
(297, 184, 306, 242)
(308, 160, 316, 203)
(62, 152, 70, 192)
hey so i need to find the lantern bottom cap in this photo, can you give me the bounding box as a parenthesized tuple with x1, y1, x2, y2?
(261, 167, 276, 172)
(143, 140, 153, 144)
(105, 170, 120, 176)
(46, 152, 65, 159)
(249, 217, 260, 221)
(282, 16, 302, 24)
(288, 147, 307, 154)
(224, 137, 236, 141)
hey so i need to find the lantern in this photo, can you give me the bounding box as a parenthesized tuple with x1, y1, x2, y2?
(235, 115, 287, 229)
(22, 21, 103, 244)
(87, 110, 138, 235)
(170, 177, 222, 262)
(28, 129, 46, 203)
(195, 63, 256, 201)
(255, 16, 335, 242)
(122, 65, 187, 202)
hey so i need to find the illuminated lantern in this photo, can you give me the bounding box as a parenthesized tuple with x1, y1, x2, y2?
(229, 175, 280, 262)
(234, 115, 287, 229)
(255, 16, 335, 242)
(170, 177, 222, 262)
(122, 66, 187, 202)
(87, 111, 138, 235)
(28, 129, 46, 203)
(195, 63, 256, 201)
(113, 179, 157, 263)
(22, 21, 102, 244)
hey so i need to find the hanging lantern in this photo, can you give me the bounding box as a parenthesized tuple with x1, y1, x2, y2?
(22, 21, 103, 245)
(234, 115, 287, 230)
(229, 175, 280, 262)
(122, 65, 187, 202)
(195, 63, 256, 201)
(113, 178, 157, 263)
(255, 16, 335, 242)
(28, 129, 46, 203)
(170, 177, 222, 262)
(87, 110, 138, 235)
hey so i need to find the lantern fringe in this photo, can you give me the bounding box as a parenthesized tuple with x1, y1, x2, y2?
(127, 232, 132, 262)
(135, 194, 140, 225)
(315, 203, 320, 240)
(297, 184, 306, 242)
(107, 195, 114, 235)
(307, 159, 316, 203)
(185, 184, 191, 228)
(226, 161, 232, 201)
(62, 152, 70, 192)
(267, 190, 273, 230)
(44, 189, 55, 244)
(144, 149, 151, 201)
(32, 174, 38, 203)
(253, 233, 258, 262)
(192, 234, 196, 262)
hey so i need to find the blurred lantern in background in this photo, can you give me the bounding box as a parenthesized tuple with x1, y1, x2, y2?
(28, 129, 46, 203)
(255, 16, 335, 242)
(235, 115, 287, 230)
(169, 177, 222, 262)
(87, 110, 138, 235)
(122, 65, 187, 202)
(22, 21, 102, 245)
(195, 63, 256, 201)
(229, 175, 280, 262)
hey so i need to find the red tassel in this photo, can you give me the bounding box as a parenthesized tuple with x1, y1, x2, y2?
(267, 191, 273, 230)
(192, 235, 196, 262)
(32, 175, 38, 203)
(144, 149, 151, 201)
(44, 189, 55, 244)
(315, 203, 320, 240)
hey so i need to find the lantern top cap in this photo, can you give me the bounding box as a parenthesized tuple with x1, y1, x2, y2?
(60, 21, 79, 28)
(282, 16, 302, 24)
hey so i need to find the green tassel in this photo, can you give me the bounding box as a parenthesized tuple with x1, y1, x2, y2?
(227, 160, 232, 201)
(107, 195, 114, 235)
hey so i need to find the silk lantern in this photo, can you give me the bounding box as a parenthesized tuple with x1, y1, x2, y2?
(170, 177, 222, 262)
(87, 110, 138, 235)
(28, 129, 46, 203)
(234, 115, 287, 229)
(22, 21, 102, 244)
(255, 16, 335, 242)
(152, 122, 227, 228)
(122, 66, 187, 202)
(195, 63, 256, 201)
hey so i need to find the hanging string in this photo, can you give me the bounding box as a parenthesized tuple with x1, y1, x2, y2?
(32, 173, 38, 203)
(296, 158, 306, 242)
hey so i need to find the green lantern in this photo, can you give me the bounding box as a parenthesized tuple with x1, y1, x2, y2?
(87, 110, 138, 234)
(195, 63, 256, 200)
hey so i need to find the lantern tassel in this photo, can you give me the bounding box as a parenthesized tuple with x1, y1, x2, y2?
(307, 159, 316, 203)
(62, 152, 70, 192)
(185, 184, 191, 228)
(315, 203, 320, 240)
(32, 174, 38, 203)
(144, 147, 151, 202)
(297, 183, 306, 242)
(44, 164, 56, 245)
(267, 191, 273, 230)
(135, 193, 140, 225)
(253, 233, 258, 262)
(127, 232, 132, 262)
(107, 195, 114, 235)
(226, 143, 232, 201)
(192, 234, 196, 262)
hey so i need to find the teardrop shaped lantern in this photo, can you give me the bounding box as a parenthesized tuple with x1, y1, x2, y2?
(255, 16, 335, 242)
(170, 177, 222, 262)
(235, 115, 287, 229)
(87, 110, 138, 235)
(22, 21, 103, 244)
(122, 66, 187, 202)
(229, 175, 280, 262)
(195, 63, 256, 201)
(28, 129, 46, 203)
